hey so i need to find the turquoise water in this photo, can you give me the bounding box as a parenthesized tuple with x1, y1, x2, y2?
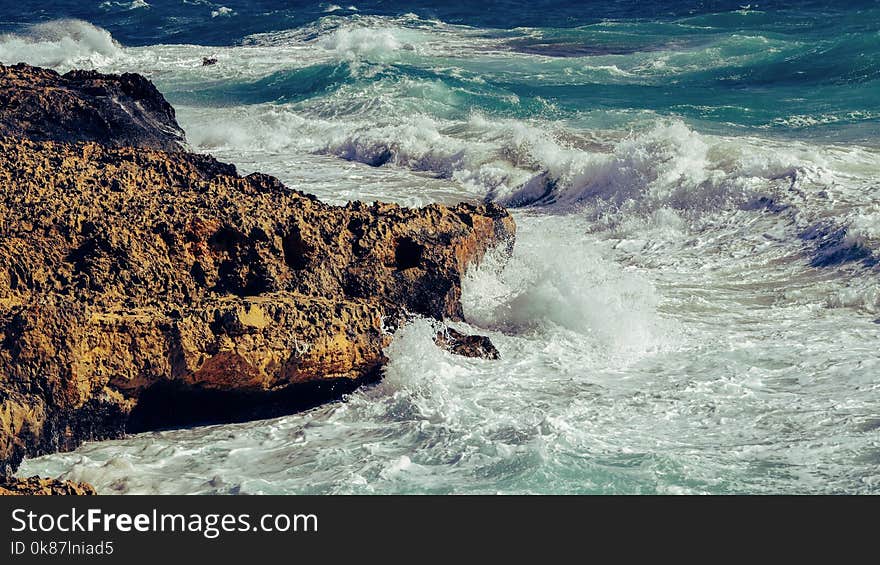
(4, 2, 880, 493)
(4, 1, 880, 141)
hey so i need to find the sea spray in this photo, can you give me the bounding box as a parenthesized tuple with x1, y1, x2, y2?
(0, 20, 122, 70)
(10, 3, 880, 494)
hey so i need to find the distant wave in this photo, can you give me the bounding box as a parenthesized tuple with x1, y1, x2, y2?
(0, 20, 122, 69)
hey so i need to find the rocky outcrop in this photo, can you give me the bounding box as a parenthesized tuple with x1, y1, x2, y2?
(0, 138, 514, 474)
(0, 64, 515, 480)
(0, 476, 96, 496)
(0, 63, 185, 152)
(435, 327, 500, 360)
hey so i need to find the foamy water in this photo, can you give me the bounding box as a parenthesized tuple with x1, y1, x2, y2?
(7, 7, 880, 494)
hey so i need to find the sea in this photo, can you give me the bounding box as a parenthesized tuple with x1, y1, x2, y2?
(3, 0, 880, 494)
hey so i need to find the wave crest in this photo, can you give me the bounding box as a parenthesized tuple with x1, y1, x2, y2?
(0, 20, 121, 70)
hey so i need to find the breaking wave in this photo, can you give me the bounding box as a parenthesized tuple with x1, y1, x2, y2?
(0, 19, 122, 70)
(10, 5, 880, 493)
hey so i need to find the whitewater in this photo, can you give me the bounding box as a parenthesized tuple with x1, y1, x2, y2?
(4, 2, 880, 494)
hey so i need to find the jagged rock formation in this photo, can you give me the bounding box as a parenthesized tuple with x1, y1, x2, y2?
(0, 63, 185, 152)
(0, 63, 515, 483)
(435, 327, 501, 360)
(0, 476, 96, 496)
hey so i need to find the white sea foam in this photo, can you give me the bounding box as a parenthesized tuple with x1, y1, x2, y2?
(320, 26, 404, 59)
(462, 214, 673, 357)
(11, 14, 880, 494)
(99, 0, 150, 9)
(0, 20, 122, 70)
(196, 105, 855, 221)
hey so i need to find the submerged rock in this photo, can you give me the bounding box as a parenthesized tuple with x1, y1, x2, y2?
(0, 64, 515, 477)
(435, 327, 501, 359)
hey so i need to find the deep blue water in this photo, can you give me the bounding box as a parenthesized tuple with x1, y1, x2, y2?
(3, 1, 878, 45)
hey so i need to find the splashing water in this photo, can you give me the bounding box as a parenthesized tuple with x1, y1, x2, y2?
(7, 2, 880, 493)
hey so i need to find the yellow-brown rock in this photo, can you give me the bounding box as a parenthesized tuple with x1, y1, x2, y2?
(0, 475, 96, 495)
(0, 64, 515, 478)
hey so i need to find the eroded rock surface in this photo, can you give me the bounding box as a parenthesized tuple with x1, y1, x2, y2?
(0, 138, 514, 473)
(0, 63, 185, 152)
(0, 475, 96, 495)
(0, 65, 514, 486)
(0, 64, 515, 478)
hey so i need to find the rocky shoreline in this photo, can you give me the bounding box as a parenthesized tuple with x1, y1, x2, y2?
(0, 63, 515, 494)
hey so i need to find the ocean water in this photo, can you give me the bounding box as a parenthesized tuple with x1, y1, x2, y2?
(4, 1, 880, 494)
